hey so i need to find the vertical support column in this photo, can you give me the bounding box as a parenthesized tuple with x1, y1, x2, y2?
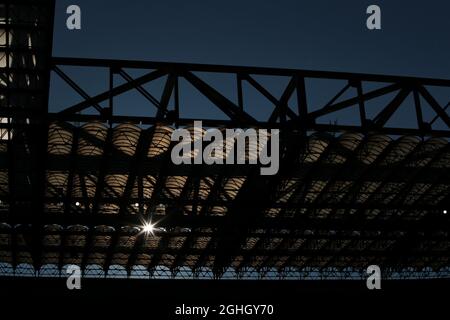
(108, 66, 115, 122)
(174, 76, 180, 127)
(413, 88, 425, 131)
(1, 0, 56, 271)
(296, 74, 308, 134)
(237, 73, 244, 111)
(355, 80, 368, 131)
(33, 0, 55, 273)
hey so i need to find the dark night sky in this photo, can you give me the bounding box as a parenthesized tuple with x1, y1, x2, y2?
(49, 0, 450, 128)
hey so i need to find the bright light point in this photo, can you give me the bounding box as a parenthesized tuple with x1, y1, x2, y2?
(134, 203, 139, 208)
(444, 210, 447, 215)
(75, 201, 80, 207)
(142, 222, 155, 234)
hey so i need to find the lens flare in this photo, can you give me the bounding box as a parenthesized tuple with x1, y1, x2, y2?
(142, 222, 155, 234)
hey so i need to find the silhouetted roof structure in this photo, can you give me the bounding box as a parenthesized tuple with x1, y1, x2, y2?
(0, 0, 449, 279)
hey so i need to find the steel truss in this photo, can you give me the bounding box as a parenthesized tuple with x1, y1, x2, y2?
(15, 56, 449, 137)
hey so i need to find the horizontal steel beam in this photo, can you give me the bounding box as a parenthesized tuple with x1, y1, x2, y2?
(52, 57, 450, 87)
(1, 112, 449, 136)
(2, 213, 449, 233)
(2, 244, 447, 258)
(36, 154, 450, 183)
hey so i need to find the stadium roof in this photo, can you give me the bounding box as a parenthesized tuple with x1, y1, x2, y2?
(0, 0, 449, 279)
